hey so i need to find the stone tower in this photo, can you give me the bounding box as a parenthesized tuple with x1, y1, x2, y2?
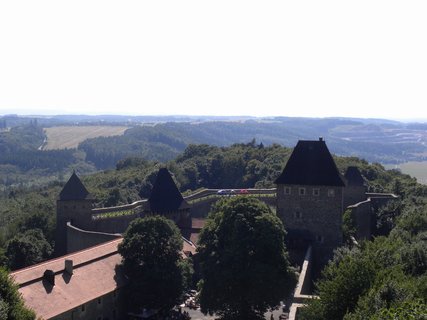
(343, 166, 367, 208)
(275, 138, 345, 265)
(54, 172, 94, 256)
(147, 168, 191, 228)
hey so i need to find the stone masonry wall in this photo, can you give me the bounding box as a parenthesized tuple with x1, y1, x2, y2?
(343, 186, 367, 209)
(66, 223, 121, 254)
(276, 184, 343, 265)
(55, 199, 94, 256)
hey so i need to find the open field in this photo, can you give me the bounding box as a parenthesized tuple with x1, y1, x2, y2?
(42, 126, 129, 150)
(385, 161, 427, 185)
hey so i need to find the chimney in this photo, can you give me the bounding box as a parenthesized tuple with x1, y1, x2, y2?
(65, 259, 73, 275)
(319, 137, 324, 141)
(43, 269, 55, 286)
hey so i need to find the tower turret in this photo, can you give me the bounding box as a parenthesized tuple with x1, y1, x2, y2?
(147, 168, 191, 227)
(54, 172, 94, 256)
(275, 138, 345, 265)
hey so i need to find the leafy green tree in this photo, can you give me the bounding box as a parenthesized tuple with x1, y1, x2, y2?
(5, 229, 52, 270)
(118, 216, 189, 313)
(197, 197, 296, 320)
(299, 246, 377, 320)
(342, 209, 357, 245)
(0, 267, 35, 319)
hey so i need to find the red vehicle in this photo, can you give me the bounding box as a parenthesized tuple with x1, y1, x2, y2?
(239, 189, 249, 194)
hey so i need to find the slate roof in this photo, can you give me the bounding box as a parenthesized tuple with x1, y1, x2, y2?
(344, 166, 365, 186)
(275, 139, 345, 186)
(59, 172, 93, 201)
(148, 168, 190, 212)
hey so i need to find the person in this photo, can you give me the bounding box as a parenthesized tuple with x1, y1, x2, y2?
(270, 314, 274, 320)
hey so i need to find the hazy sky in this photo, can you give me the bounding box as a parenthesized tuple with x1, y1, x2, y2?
(0, 1, 426, 120)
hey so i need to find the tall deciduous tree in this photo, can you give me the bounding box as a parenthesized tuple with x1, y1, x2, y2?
(0, 268, 35, 320)
(118, 216, 191, 313)
(5, 229, 52, 270)
(197, 197, 296, 320)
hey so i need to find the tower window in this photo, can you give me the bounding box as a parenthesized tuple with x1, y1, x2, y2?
(328, 189, 335, 197)
(284, 187, 291, 195)
(299, 188, 306, 196)
(293, 211, 302, 219)
(313, 188, 320, 196)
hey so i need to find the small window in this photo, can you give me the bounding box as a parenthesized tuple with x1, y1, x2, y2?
(299, 188, 306, 196)
(98, 298, 102, 304)
(293, 211, 302, 219)
(316, 235, 324, 243)
(328, 189, 335, 197)
(313, 188, 320, 196)
(81, 304, 85, 312)
(284, 187, 291, 195)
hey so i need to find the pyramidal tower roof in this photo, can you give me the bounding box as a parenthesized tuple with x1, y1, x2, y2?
(59, 172, 93, 201)
(148, 168, 190, 212)
(275, 138, 345, 186)
(344, 166, 365, 186)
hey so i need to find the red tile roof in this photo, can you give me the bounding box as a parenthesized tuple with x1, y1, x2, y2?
(12, 239, 125, 319)
(12, 237, 196, 319)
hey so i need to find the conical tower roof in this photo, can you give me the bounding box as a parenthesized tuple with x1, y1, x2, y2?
(275, 138, 345, 186)
(59, 172, 93, 201)
(148, 168, 190, 212)
(344, 166, 365, 186)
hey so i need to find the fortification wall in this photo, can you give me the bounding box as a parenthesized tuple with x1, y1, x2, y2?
(348, 199, 372, 240)
(344, 186, 367, 208)
(91, 200, 148, 215)
(289, 245, 318, 320)
(66, 223, 121, 254)
(90, 212, 144, 234)
(367, 193, 398, 209)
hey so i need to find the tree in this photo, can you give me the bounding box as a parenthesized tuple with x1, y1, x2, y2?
(0, 267, 35, 319)
(5, 229, 52, 270)
(197, 197, 296, 320)
(118, 216, 190, 313)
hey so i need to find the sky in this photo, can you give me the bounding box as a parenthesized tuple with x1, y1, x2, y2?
(0, 1, 426, 120)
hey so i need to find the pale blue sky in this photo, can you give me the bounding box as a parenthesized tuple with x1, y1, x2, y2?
(0, 1, 426, 120)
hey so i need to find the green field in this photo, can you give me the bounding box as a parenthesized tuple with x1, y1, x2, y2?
(385, 161, 427, 185)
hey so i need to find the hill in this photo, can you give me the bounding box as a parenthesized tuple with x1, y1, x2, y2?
(1, 115, 427, 190)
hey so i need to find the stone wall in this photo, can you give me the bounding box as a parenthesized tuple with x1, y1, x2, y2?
(343, 185, 367, 209)
(52, 289, 124, 320)
(289, 246, 318, 320)
(55, 199, 94, 256)
(90, 212, 145, 234)
(66, 223, 121, 254)
(348, 199, 372, 240)
(277, 184, 343, 266)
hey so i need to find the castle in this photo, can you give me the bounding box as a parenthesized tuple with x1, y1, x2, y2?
(13, 138, 397, 319)
(54, 138, 395, 261)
